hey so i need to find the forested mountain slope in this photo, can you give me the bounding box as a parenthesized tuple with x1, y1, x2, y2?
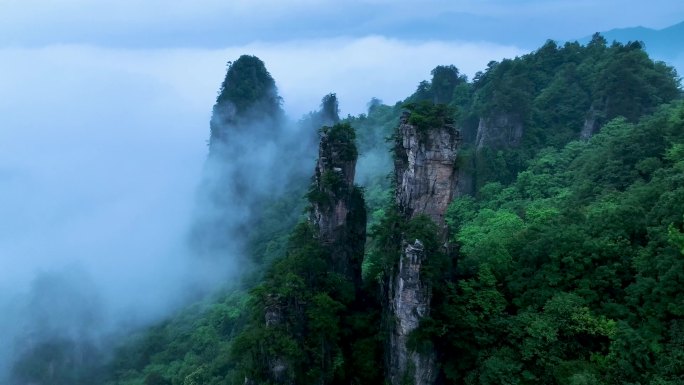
(21, 36, 682, 385)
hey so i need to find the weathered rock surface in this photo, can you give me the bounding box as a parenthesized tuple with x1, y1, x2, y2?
(388, 240, 438, 385)
(310, 124, 366, 285)
(581, 111, 599, 140)
(261, 123, 365, 385)
(311, 128, 357, 241)
(387, 113, 460, 385)
(394, 113, 460, 229)
(475, 112, 523, 150)
(580, 105, 605, 140)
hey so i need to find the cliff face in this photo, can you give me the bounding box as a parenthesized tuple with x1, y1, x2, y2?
(387, 113, 460, 385)
(475, 112, 523, 150)
(580, 103, 607, 140)
(580, 110, 600, 140)
(310, 123, 366, 285)
(394, 113, 460, 229)
(259, 123, 366, 385)
(388, 239, 437, 385)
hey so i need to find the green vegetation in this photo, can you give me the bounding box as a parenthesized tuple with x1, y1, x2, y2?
(320, 93, 340, 124)
(229, 218, 382, 385)
(215, 55, 282, 117)
(95, 37, 684, 385)
(466, 36, 680, 189)
(106, 292, 248, 385)
(210, 55, 283, 143)
(321, 122, 358, 162)
(403, 101, 456, 135)
(433, 101, 684, 384)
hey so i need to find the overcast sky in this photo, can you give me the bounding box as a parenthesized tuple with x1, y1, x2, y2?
(2, 0, 684, 48)
(1, 1, 683, 366)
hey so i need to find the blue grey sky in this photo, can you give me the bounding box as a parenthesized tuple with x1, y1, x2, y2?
(1, 0, 684, 48)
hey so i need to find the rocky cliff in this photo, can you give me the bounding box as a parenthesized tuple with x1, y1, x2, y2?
(258, 122, 366, 385)
(475, 112, 523, 150)
(387, 239, 438, 385)
(580, 102, 608, 140)
(310, 123, 366, 286)
(395, 112, 461, 230)
(387, 112, 460, 385)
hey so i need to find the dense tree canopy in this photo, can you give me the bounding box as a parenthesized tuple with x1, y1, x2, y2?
(434, 101, 684, 384)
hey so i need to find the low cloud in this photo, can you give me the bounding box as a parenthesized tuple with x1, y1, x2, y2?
(0, 34, 518, 297)
(0, 36, 523, 380)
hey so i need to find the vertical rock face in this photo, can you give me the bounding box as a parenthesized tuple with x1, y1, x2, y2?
(388, 113, 460, 385)
(263, 292, 288, 384)
(394, 112, 461, 228)
(260, 122, 366, 385)
(388, 240, 437, 385)
(580, 111, 600, 140)
(475, 112, 523, 150)
(310, 123, 366, 285)
(580, 104, 606, 140)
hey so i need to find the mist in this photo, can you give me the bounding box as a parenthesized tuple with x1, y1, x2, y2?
(0, 44, 209, 382)
(0, 37, 521, 382)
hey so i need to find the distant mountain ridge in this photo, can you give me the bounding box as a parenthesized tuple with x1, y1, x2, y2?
(580, 21, 684, 76)
(599, 21, 684, 53)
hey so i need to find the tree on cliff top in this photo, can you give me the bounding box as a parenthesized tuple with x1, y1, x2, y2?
(320, 93, 340, 125)
(210, 55, 283, 142)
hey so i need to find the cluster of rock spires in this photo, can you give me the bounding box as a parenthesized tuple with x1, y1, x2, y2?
(207, 48, 676, 384)
(257, 103, 462, 385)
(259, 103, 462, 385)
(206, 57, 511, 385)
(202, 54, 638, 385)
(212, 55, 613, 385)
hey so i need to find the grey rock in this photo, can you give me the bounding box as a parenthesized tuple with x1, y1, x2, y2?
(388, 240, 438, 385)
(387, 114, 460, 385)
(580, 106, 604, 140)
(261, 125, 365, 385)
(309, 126, 365, 286)
(394, 116, 460, 230)
(475, 112, 524, 150)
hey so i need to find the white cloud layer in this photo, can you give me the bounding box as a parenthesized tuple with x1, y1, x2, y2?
(0, 36, 523, 325)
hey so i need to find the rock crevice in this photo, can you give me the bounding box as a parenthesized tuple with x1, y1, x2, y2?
(310, 123, 366, 286)
(475, 112, 524, 151)
(387, 112, 460, 385)
(394, 113, 460, 228)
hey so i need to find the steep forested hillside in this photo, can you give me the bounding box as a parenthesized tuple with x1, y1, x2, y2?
(40, 36, 682, 385)
(431, 102, 684, 383)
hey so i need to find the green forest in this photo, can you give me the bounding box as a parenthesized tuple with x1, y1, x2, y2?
(12, 35, 684, 385)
